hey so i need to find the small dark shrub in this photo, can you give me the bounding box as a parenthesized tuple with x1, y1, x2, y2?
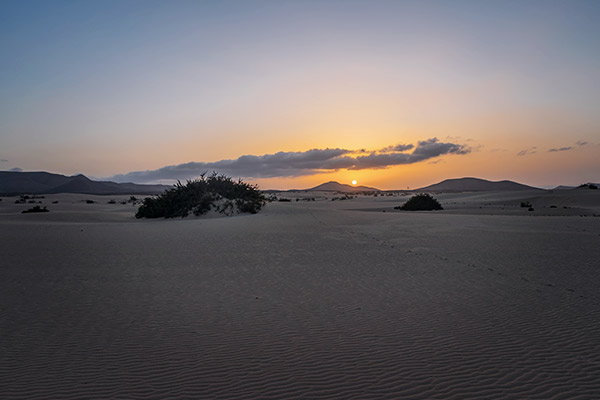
(85, 200, 95, 204)
(520, 201, 532, 208)
(395, 193, 443, 211)
(528, 207, 534, 211)
(107, 199, 117, 204)
(136, 173, 265, 219)
(15, 195, 30, 204)
(332, 195, 352, 201)
(549, 205, 557, 208)
(22, 206, 49, 214)
(278, 198, 292, 202)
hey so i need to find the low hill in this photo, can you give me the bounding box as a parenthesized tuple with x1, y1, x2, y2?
(307, 181, 380, 192)
(575, 183, 600, 190)
(553, 183, 599, 190)
(0, 171, 169, 195)
(416, 177, 542, 192)
(553, 185, 576, 190)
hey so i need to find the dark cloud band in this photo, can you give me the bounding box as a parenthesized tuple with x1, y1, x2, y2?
(109, 138, 470, 183)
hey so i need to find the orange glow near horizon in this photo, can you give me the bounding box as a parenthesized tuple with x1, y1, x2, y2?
(242, 140, 599, 191)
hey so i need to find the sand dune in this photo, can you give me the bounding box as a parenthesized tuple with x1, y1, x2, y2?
(1, 190, 599, 399)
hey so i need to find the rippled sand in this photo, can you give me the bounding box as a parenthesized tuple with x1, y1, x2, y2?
(1, 191, 599, 399)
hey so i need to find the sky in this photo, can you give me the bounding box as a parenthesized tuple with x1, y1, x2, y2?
(1, 0, 599, 189)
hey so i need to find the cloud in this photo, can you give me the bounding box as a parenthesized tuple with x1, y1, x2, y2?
(9, 167, 22, 172)
(378, 144, 414, 152)
(109, 138, 471, 183)
(347, 138, 469, 170)
(412, 138, 470, 157)
(576, 140, 588, 146)
(548, 146, 573, 152)
(0, 159, 8, 162)
(517, 147, 537, 156)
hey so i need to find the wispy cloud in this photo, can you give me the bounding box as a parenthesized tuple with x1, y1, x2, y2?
(576, 140, 588, 146)
(110, 138, 470, 183)
(0, 158, 8, 162)
(548, 146, 573, 152)
(517, 147, 537, 156)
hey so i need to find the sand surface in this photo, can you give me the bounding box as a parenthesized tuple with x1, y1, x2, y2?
(1, 191, 600, 399)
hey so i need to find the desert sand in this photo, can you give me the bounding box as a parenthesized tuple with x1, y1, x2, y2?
(1, 189, 599, 399)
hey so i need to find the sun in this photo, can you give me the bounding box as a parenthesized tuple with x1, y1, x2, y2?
(352, 180, 357, 185)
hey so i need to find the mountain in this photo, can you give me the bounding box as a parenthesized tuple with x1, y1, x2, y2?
(415, 177, 542, 192)
(307, 181, 380, 192)
(0, 171, 169, 195)
(553, 185, 576, 190)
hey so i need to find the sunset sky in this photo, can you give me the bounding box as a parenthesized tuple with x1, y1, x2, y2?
(1, 0, 599, 189)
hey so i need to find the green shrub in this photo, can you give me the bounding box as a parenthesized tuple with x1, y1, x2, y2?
(135, 173, 266, 219)
(395, 193, 443, 211)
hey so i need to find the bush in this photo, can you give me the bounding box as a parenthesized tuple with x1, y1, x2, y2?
(394, 193, 443, 211)
(135, 173, 266, 219)
(22, 206, 49, 214)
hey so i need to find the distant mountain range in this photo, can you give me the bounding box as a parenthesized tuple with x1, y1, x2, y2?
(0, 172, 560, 195)
(0, 171, 169, 195)
(553, 183, 599, 190)
(307, 181, 380, 192)
(415, 177, 542, 192)
(305, 178, 542, 193)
